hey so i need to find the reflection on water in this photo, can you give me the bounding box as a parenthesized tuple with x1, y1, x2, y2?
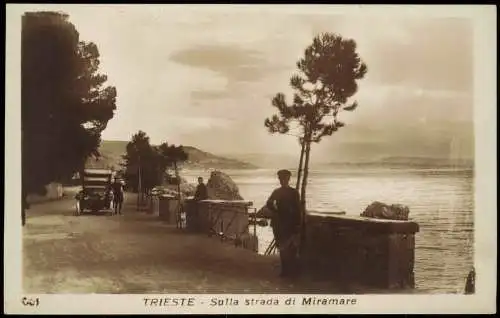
(183, 166, 474, 294)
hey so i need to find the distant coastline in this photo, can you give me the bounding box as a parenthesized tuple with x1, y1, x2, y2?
(86, 140, 258, 170)
(324, 157, 474, 169)
(89, 140, 473, 172)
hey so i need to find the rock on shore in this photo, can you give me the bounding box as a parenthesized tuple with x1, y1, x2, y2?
(206, 170, 244, 201)
(360, 201, 410, 220)
(162, 171, 243, 201)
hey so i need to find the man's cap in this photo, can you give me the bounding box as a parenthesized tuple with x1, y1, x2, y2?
(277, 169, 292, 178)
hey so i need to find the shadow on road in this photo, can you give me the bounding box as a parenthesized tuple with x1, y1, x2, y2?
(22, 192, 349, 294)
(78, 210, 115, 217)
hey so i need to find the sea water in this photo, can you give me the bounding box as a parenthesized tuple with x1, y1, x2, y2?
(183, 166, 474, 294)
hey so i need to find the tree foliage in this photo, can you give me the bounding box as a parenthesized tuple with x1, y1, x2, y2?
(157, 143, 189, 182)
(121, 131, 188, 194)
(158, 143, 188, 200)
(264, 32, 368, 250)
(22, 12, 117, 208)
(266, 33, 367, 144)
(121, 131, 158, 193)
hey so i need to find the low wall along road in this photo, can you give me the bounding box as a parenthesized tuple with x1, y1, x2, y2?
(26, 183, 64, 204)
(153, 195, 420, 291)
(23, 190, 421, 294)
(302, 212, 419, 290)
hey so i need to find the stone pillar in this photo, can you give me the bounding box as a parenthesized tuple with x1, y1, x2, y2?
(150, 195, 160, 216)
(158, 194, 179, 224)
(185, 198, 202, 232)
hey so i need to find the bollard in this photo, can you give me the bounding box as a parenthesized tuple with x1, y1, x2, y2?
(465, 267, 475, 294)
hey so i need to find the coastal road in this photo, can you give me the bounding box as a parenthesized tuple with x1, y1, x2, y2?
(23, 191, 349, 294)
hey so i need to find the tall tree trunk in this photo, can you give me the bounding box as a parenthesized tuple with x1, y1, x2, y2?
(174, 161, 182, 206)
(296, 139, 306, 192)
(137, 158, 142, 209)
(174, 161, 183, 228)
(299, 138, 312, 255)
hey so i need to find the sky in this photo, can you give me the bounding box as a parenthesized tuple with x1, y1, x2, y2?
(18, 5, 475, 162)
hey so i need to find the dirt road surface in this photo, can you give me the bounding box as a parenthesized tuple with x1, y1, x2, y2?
(23, 192, 346, 294)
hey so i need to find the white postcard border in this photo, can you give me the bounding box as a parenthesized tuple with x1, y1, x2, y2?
(4, 4, 497, 315)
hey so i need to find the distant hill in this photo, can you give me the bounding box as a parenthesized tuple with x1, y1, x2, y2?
(180, 146, 257, 169)
(85, 140, 126, 170)
(85, 140, 258, 170)
(217, 153, 299, 169)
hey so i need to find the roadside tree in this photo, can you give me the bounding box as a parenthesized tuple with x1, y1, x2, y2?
(264, 33, 368, 251)
(22, 11, 117, 225)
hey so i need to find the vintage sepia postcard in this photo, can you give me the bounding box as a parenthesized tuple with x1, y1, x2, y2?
(4, 4, 497, 315)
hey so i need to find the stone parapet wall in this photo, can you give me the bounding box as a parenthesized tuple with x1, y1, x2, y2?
(302, 213, 419, 290)
(184, 199, 258, 252)
(167, 197, 420, 290)
(26, 182, 64, 204)
(157, 195, 180, 224)
(185, 199, 252, 237)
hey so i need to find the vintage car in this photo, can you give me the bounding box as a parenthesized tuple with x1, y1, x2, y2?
(75, 168, 113, 215)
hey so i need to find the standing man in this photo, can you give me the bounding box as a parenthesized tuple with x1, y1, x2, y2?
(190, 176, 209, 230)
(111, 177, 124, 215)
(266, 169, 301, 278)
(194, 177, 208, 201)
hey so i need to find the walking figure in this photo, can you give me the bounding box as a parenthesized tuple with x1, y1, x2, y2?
(111, 177, 124, 215)
(266, 169, 301, 278)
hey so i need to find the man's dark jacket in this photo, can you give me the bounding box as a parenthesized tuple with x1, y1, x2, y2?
(194, 183, 208, 201)
(266, 186, 301, 238)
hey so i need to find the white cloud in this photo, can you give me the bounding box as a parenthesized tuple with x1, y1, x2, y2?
(167, 116, 233, 131)
(14, 5, 474, 157)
